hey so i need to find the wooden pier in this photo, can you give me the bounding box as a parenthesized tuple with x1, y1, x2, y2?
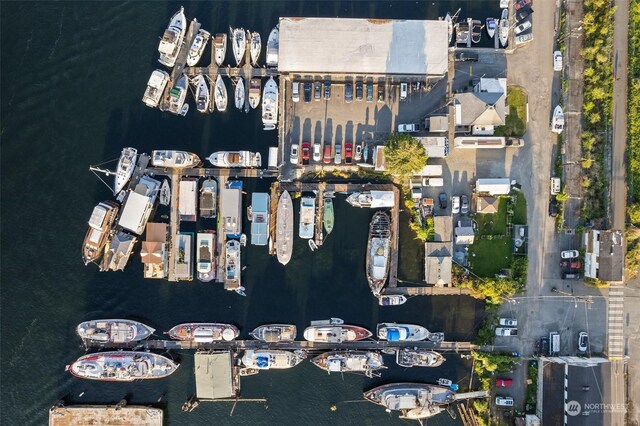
(49, 404, 162, 426)
(146, 167, 277, 179)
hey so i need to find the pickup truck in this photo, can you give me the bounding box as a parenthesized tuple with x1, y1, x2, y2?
(495, 327, 518, 336)
(398, 123, 420, 133)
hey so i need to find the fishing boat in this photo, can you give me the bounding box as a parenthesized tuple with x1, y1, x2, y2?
(207, 151, 261, 168)
(213, 33, 227, 66)
(225, 239, 241, 290)
(168, 74, 188, 115)
(486, 18, 497, 38)
(298, 196, 315, 239)
(323, 197, 334, 235)
(230, 27, 246, 66)
(167, 322, 239, 342)
(151, 150, 200, 168)
(196, 232, 215, 282)
(114, 147, 137, 195)
(363, 383, 455, 420)
(396, 348, 446, 368)
(471, 19, 482, 43)
(378, 294, 407, 306)
(248, 78, 261, 109)
(160, 180, 171, 206)
(455, 20, 470, 45)
(249, 31, 261, 65)
(308, 239, 318, 251)
(445, 13, 453, 45)
(82, 201, 119, 265)
(158, 7, 187, 67)
(187, 29, 211, 67)
(241, 349, 306, 370)
(194, 75, 210, 113)
(346, 191, 395, 208)
(199, 178, 217, 218)
(76, 319, 154, 344)
(276, 191, 294, 265)
(377, 323, 430, 342)
(499, 9, 510, 47)
(234, 77, 245, 110)
(551, 105, 565, 134)
(262, 76, 278, 130)
(303, 318, 372, 343)
(249, 324, 297, 342)
(142, 69, 170, 108)
(68, 352, 177, 382)
(311, 351, 386, 378)
(214, 74, 227, 112)
(265, 25, 279, 67)
(366, 211, 391, 296)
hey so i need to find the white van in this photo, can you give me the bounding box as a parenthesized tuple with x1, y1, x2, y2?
(550, 178, 561, 195)
(292, 82, 300, 103)
(400, 83, 408, 100)
(550, 332, 560, 355)
(422, 177, 444, 187)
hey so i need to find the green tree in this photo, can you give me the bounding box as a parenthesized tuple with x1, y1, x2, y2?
(629, 203, 640, 225)
(384, 133, 427, 176)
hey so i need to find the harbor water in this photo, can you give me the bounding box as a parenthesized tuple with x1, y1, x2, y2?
(1, 1, 501, 424)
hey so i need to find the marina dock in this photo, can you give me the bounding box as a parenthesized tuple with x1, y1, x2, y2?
(49, 404, 162, 426)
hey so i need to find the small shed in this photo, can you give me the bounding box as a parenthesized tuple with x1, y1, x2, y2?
(475, 178, 511, 196)
(427, 116, 449, 133)
(455, 226, 475, 245)
(476, 196, 499, 214)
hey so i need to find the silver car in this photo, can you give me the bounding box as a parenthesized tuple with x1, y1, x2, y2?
(461, 195, 469, 214)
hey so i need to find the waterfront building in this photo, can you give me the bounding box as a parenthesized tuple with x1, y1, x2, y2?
(141, 222, 168, 279)
(117, 176, 161, 235)
(250, 192, 269, 246)
(178, 178, 198, 222)
(221, 185, 242, 238)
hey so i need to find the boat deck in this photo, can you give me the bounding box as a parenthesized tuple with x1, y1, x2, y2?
(49, 405, 162, 426)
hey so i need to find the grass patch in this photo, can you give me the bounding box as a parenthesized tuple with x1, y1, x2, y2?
(513, 193, 527, 225)
(526, 362, 538, 414)
(494, 86, 527, 137)
(469, 198, 511, 277)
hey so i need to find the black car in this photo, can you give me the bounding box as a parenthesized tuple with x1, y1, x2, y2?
(355, 81, 363, 101)
(455, 51, 479, 62)
(539, 337, 550, 356)
(517, 7, 534, 21)
(438, 192, 447, 209)
(314, 82, 321, 101)
(303, 82, 312, 103)
(345, 82, 353, 103)
(324, 81, 331, 100)
(549, 198, 558, 217)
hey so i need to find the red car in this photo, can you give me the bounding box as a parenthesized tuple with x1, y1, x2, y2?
(323, 145, 332, 164)
(345, 142, 353, 164)
(496, 378, 513, 387)
(515, 0, 532, 10)
(301, 142, 310, 165)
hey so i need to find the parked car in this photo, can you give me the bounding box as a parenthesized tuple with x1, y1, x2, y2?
(314, 82, 321, 101)
(397, 123, 420, 133)
(461, 195, 469, 214)
(506, 138, 525, 147)
(515, 0, 532, 10)
(495, 327, 518, 336)
(515, 20, 532, 35)
(313, 143, 321, 162)
(578, 332, 589, 353)
(560, 259, 582, 269)
(549, 198, 558, 217)
(377, 84, 385, 102)
(345, 82, 353, 103)
(562, 273, 581, 280)
(334, 144, 342, 164)
(516, 7, 534, 21)
(324, 81, 331, 100)
(515, 32, 534, 45)
(292, 82, 300, 102)
(323, 145, 332, 164)
(496, 378, 513, 387)
(400, 82, 408, 100)
(455, 51, 479, 62)
(366, 83, 373, 102)
(344, 142, 353, 164)
(301, 142, 310, 165)
(499, 318, 517, 327)
(289, 144, 299, 164)
(540, 337, 550, 355)
(303, 82, 312, 103)
(561, 250, 579, 259)
(496, 397, 514, 407)
(554, 50, 563, 71)
(451, 196, 460, 214)
(355, 81, 363, 101)
(438, 192, 447, 209)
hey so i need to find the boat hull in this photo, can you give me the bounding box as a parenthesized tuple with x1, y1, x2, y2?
(214, 34, 227, 66)
(303, 324, 372, 343)
(167, 323, 239, 342)
(224, 240, 241, 289)
(364, 382, 455, 418)
(366, 211, 391, 296)
(241, 349, 305, 370)
(323, 198, 334, 234)
(377, 323, 430, 342)
(262, 77, 278, 130)
(231, 28, 246, 66)
(396, 348, 446, 368)
(311, 351, 385, 375)
(214, 75, 227, 111)
(276, 191, 294, 265)
(68, 351, 177, 381)
(76, 319, 155, 344)
(114, 147, 138, 195)
(82, 201, 119, 265)
(249, 324, 297, 342)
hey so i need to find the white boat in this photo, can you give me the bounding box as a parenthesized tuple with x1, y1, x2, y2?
(180, 104, 189, 116)
(276, 191, 294, 265)
(346, 191, 395, 208)
(298, 196, 315, 239)
(199, 178, 217, 218)
(207, 151, 261, 168)
(151, 150, 200, 168)
(396, 348, 446, 368)
(242, 349, 305, 371)
(225, 240, 241, 290)
(68, 351, 177, 381)
(500, 0, 509, 7)
(308, 239, 318, 251)
(378, 294, 407, 306)
(187, 29, 211, 67)
(262, 76, 278, 130)
(248, 78, 261, 109)
(303, 319, 372, 343)
(551, 105, 565, 134)
(213, 33, 227, 66)
(363, 383, 455, 420)
(230, 27, 246, 66)
(249, 31, 261, 65)
(196, 232, 215, 282)
(486, 18, 497, 38)
(354, 144, 363, 161)
(76, 319, 155, 344)
(249, 324, 297, 342)
(168, 74, 188, 115)
(142, 70, 170, 108)
(160, 179, 171, 206)
(266, 26, 279, 67)
(158, 7, 187, 67)
(445, 13, 453, 45)
(214, 74, 227, 112)
(377, 323, 430, 342)
(234, 77, 245, 110)
(366, 211, 391, 296)
(82, 201, 119, 265)
(168, 322, 239, 342)
(499, 9, 509, 47)
(311, 351, 386, 378)
(193, 75, 210, 113)
(114, 147, 137, 195)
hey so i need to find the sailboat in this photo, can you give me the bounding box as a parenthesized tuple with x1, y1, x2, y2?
(262, 76, 278, 130)
(250, 31, 261, 66)
(499, 9, 510, 47)
(213, 33, 227, 66)
(230, 27, 246, 66)
(276, 191, 293, 265)
(235, 77, 245, 110)
(265, 26, 279, 67)
(114, 147, 137, 195)
(194, 75, 210, 113)
(214, 74, 227, 112)
(323, 197, 334, 235)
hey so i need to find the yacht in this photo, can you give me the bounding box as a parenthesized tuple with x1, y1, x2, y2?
(158, 7, 187, 67)
(142, 70, 170, 108)
(346, 191, 394, 208)
(82, 201, 119, 265)
(167, 322, 239, 342)
(225, 239, 241, 290)
(187, 28, 210, 67)
(67, 351, 178, 381)
(199, 178, 217, 218)
(366, 211, 391, 296)
(298, 196, 315, 239)
(445, 13, 453, 45)
(207, 151, 261, 168)
(377, 323, 430, 342)
(160, 179, 171, 206)
(241, 349, 306, 370)
(363, 383, 455, 420)
(276, 191, 294, 265)
(249, 31, 261, 65)
(262, 76, 278, 130)
(311, 351, 386, 378)
(249, 324, 297, 342)
(499, 9, 510, 47)
(213, 33, 227, 66)
(486, 18, 497, 38)
(114, 147, 137, 195)
(248, 78, 261, 109)
(230, 27, 246, 66)
(193, 75, 210, 113)
(168, 74, 188, 115)
(196, 232, 215, 282)
(76, 319, 154, 344)
(378, 294, 407, 306)
(151, 150, 200, 168)
(396, 348, 446, 368)
(214, 74, 227, 112)
(303, 318, 372, 343)
(323, 197, 334, 235)
(234, 77, 245, 110)
(551, 105, 565, 134)
(266, 25, 279, 67)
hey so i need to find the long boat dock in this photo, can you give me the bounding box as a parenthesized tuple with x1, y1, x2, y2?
(146, 167, 278, 179)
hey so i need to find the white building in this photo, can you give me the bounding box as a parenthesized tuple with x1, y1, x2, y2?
(118, 176, 161, 235)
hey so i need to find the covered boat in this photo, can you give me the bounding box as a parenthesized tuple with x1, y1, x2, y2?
(276, 191, 294, 265)
(151, 150, 200, 168)
(199, 178, 217, 218)
(249, 324, 297, 342)
(303, 318, 372, 343)
(213, 33, 227, 66)
(363, 383, 455, 420)
(214, 74, 227, 112)
(311, 351, 386, 378)
(298, 196, 315, 239)
(187, 28, 210, 67)
(377, 323, 430, 342)
(76, 319, 154, 344)
(194, 75, 210, 113)
(230, 27, 246, 66)
(167, 322, 239, 342)
(366, 211, 391, 296)
(224, 239, 241, 290)
(486, 18, 497, 38)
(396, 348, 446, 368)
(168, 74, 188, 115)
(262, 76, 278, 130)
(456, 20, 470, 45)
(234, 77, 245, 110)
(142, 70, 170, 108)
(323, 197, 334, 235)
(249, 31, 261, 65)
(67, 351, 178, 381)
(114, 147, 137, 195)
(82, 201, 119, 265)
(248, 78, 261, 109)
(196, 232, 215, 282)
(499, 9, 509, 47)
(158, 7, 186, 67)
(207, 151, 261, 168)
(551, 105, 565, 134)
(241, 349, 305, 370)
(378, 294, 407, 306)
(265, 25, 279, 67)
(471, 19, 482, 43)
(346, 191, 394, 208)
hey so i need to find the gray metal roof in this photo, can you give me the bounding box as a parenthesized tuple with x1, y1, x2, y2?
(424, 242, 452, 286)
(278, 18, 448, 76)
(195, 352, 234, 400)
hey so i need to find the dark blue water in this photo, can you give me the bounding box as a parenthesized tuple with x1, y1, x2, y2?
(1, 2, 498, 424)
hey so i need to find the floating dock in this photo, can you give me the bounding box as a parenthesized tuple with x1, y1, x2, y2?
(49, 404, 162, 426)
